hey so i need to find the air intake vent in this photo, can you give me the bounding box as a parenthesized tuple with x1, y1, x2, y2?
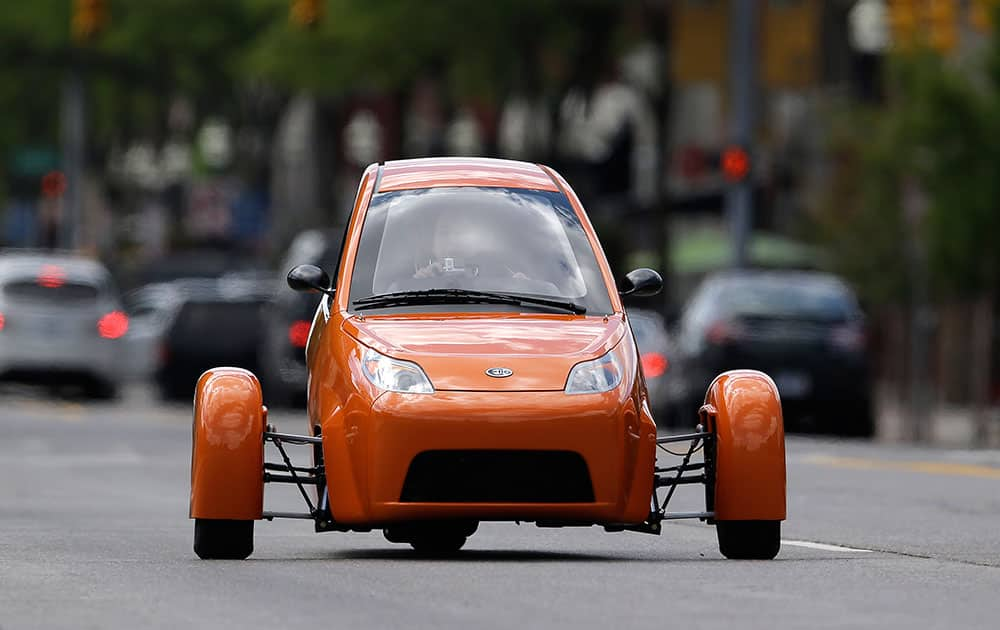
(400, 450, 594, 503)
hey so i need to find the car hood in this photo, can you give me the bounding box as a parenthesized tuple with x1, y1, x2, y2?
(342, 313, 626, 391)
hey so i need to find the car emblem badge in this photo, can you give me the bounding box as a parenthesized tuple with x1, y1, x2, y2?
(485, 367, 513, 378)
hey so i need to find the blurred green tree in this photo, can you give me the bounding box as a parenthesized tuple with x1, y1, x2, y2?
(242, 0, 604, 101)
(0, 0, 636, 186)
(0, 1, 270, 160)
(813, 33, 1000, 439)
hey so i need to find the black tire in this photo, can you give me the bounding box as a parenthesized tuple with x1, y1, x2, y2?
(194, 519, 254, 560)
(665, 396, 699, 430)
(384, 520, 476, 554)
(843, 399, 876, 438)
(409, 533, 467, 554)
(259, 367, 292, 409)
(84, 378, 117, 401)
(716, 520, 781, 560)
(160, 378, 191, 402)
(660, 402, 683, 430)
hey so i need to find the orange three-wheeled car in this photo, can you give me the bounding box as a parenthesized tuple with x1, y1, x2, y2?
(189, 158, 786, 559)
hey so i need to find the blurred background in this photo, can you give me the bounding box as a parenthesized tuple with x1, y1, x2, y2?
(0, 0, 998, 446)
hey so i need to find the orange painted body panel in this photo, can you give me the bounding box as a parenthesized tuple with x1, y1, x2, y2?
(623, 398, 658, 522)
(343, 314, 625, 391)
(291, 158, 654, 526)
(307, 308, 656, 525)
(366, 388, 642, 523)
(377, 157, 559, 193)
(190, 368, 265, 520)
(703, 370, 787, 521)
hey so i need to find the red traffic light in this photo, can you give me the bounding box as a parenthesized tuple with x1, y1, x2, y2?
(721, 146, 751, 183)
(41, 171, 67, 198)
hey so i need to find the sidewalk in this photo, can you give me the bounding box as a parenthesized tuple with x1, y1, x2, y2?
(877, 391, 1000, 449)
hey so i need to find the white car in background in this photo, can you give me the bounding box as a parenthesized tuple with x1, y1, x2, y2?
(121, 282, 184, 383)
(0, 251, 128, 398)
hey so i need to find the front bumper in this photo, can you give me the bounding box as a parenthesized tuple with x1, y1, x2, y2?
(0, 333, 120, 383)
(321, 389, 656, 526)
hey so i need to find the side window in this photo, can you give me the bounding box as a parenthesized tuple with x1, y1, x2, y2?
(680, 283, 718, 353)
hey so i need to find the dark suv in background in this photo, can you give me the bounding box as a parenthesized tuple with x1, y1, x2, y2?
(258, 229, 343, 406)
(155, 273, 272, 400)
(665, 270, 873, 437)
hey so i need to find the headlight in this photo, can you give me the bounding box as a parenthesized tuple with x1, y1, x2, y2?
(361, 347, 434, 394)
(565, 349, 623, 394)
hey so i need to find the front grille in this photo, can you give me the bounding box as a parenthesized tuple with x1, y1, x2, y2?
(400, 450, 595, 503)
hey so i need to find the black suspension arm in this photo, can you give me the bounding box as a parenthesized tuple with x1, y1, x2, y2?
(268, 434, 316, 514)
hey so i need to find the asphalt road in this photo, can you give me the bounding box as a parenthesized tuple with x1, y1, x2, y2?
(2, 384, 999, 629)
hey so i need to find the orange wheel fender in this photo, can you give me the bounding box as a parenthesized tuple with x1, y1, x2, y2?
(621, 398, 657, 523)
(703, 370, 786, 521)
(190, 368, 265, 520)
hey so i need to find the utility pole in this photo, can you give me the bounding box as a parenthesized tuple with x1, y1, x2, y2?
(63, 0, 108, 250)
(61, 63, 85, 251)
(726, 0, 757, 268)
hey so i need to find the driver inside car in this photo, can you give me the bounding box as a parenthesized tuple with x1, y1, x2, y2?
(411, 257, 529, 281)
(395, 211, 559, 295)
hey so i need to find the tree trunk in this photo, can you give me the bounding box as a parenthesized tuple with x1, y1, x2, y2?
(970, 292, 995, 446)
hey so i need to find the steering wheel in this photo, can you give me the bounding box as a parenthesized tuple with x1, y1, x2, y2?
(414, 257, 480, 279)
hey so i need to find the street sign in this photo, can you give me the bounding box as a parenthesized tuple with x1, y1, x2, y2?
(8, 147, 59, 177)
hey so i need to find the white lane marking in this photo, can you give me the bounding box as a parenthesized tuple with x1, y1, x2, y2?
(782, 539, 874, 553)
(0, 451, 144, 466)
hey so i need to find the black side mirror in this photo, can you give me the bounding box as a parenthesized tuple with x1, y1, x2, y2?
(618, 268, 663, 297)
(287, 264, 334, 296)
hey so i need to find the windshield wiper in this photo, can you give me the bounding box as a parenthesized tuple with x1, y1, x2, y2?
(352, 288, 586, 314)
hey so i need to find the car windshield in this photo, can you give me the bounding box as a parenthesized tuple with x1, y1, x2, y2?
(718, 276, 859, 323)
(3, 279, 101, 302)
(349, 187, 613, 314)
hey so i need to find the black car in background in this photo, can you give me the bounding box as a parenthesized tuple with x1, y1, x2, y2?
(627, 308, 672, 423)
(156, 273, 272, 400)
(666, 270, 874, 437)
(258, 229, 343, 406)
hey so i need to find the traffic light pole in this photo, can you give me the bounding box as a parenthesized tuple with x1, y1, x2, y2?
(726, 0, 757, 269)
(60, 59, 85, 251)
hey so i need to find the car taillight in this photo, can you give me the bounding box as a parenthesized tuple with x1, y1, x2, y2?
(97, 311, 129, 339)
(288, 320, 311, 348)
(0, 312, 5, 331)
(641, 352, 669, 378)
(37, 265, 66, 288)
(706, 320, 744, 345)
(830, 325, 865, 352)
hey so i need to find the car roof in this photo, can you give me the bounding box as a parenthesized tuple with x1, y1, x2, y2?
(376, 157, 561, 193)
(168, 272, 274, 303)
(0, 251, 111, 283)
(704, 269, 852, 292)
(129, 249, 265, 287)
